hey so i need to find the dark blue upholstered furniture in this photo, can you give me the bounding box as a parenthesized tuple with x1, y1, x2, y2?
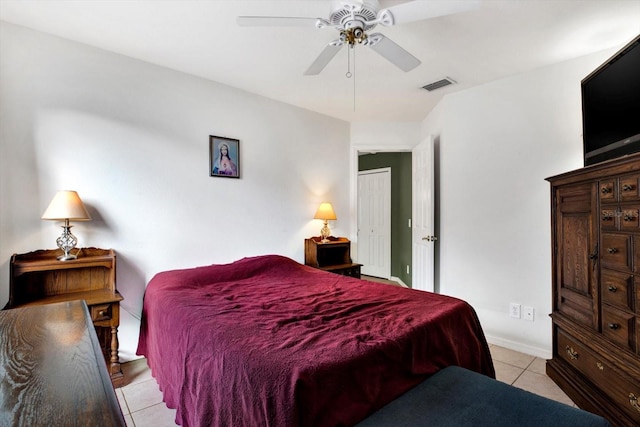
(355, 366, 611, 427)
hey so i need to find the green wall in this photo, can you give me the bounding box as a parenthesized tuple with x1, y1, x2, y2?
(358, 152, 412, 286)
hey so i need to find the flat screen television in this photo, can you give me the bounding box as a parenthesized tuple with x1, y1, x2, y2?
(582, 34, 640, 166)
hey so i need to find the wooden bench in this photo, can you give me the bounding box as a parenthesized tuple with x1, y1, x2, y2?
(356, 365, 610, 427)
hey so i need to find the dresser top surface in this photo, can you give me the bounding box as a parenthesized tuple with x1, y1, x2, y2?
(0, 300, 125, 426)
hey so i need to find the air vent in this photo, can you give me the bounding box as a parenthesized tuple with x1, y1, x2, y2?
(422, 77, 456, 92)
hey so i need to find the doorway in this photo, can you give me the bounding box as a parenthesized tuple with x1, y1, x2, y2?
(357, 152, 412, 285)
(358, 168, 391, 278)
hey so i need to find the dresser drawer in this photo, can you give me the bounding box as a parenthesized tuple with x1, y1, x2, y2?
(602, 305, 636, 352)
(90, 303, 113, 323)
(601, 233, 632, 271)
(599, 205, 640, 232)
(620, 174, 640, 201)
(600, 208, 618, 230)
(633, 236, 640, 275)
(602, 269, 633, 311)
(557, 329, 640, 423)
(557, 329, 593, 374)
(621, 207, 640, 231)
(600, 179, 617, 202)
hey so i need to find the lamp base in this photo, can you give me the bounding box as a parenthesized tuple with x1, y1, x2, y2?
(320, 221, 331, 243)
(56, 221, 79, 261)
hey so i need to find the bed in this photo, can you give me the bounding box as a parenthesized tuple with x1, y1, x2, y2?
(137, 255, 494, 427)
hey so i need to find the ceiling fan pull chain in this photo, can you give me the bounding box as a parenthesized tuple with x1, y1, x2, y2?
(353, 46, 356, 112)
(346, 45, 352, 78)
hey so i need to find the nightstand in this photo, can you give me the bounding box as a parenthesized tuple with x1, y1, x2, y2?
(304, 236, 362, 278)
(5, 247, 124, 387)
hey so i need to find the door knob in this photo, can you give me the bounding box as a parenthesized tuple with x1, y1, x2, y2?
(422, 236, 438, 242)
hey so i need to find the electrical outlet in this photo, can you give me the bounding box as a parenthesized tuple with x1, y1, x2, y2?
(406, 265, 410, 275)
(509, 303, 521, 319)
(523, 306, 534, 321)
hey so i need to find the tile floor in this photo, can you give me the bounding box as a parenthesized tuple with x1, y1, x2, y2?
(115, 344, 576, 426)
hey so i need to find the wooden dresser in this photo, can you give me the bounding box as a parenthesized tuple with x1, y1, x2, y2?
(305, 236, 362, 278)
(0, 300, 126, 426)
(547, 153, 640, 426)
(5, 247, 124, 386)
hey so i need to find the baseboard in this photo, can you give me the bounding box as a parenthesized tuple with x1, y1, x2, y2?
(484, 334, 552, 359)
(389, 276, 409, 288)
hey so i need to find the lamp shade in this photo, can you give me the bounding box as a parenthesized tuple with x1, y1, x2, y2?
(314, 202, 337, 221)
(42, 191, 92, 221)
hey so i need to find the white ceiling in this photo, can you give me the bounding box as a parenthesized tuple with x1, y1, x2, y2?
(1, 0, 639, 123)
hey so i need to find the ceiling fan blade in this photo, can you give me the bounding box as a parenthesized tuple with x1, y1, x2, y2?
(378, 0, 480, 26)
(237, 16, 326, 27)
(366, 33, 421, 72)
(304, 42, 344, 75)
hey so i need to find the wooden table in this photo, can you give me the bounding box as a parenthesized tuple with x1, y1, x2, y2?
(0, 300, 125, 426)
(7, 248, 124, 386)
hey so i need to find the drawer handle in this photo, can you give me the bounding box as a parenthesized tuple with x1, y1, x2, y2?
(623, 184, 634, 191)
(607, 285, 618, 292)
(602, 211, 614, 221)
(565, 345, 579, 360)
(630, 393, 640, 413)
(608, 323, 620, 330)
(607, 247, 618, 254)
(596, 362, 604, 371)
(624, 213, 635, 221)
(98, 310, 107, 317)
(601, 186, 612, 194)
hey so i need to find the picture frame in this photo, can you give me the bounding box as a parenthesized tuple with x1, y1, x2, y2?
(209, 135, 240, 178)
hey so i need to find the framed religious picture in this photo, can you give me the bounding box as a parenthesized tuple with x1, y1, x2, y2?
(209, 135, 240, 178)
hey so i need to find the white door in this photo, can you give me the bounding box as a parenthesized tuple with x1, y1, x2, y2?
(358, 168, 391, 278)
(412, 137, 435, 292)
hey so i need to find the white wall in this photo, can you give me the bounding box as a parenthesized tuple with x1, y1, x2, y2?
(422, 47, 621, 358)
(0, 22, 350, 360)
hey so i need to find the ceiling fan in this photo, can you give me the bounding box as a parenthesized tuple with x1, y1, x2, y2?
(237, 0, 479, 75)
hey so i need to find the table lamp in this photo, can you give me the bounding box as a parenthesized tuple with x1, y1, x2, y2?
(41, 190, 92, 261)
(314, 202, 337, 243)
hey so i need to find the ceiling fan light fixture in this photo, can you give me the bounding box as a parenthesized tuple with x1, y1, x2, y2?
(422, 77, 457, 91)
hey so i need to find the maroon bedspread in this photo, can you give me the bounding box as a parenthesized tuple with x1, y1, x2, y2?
(137, 255, 494, 427)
